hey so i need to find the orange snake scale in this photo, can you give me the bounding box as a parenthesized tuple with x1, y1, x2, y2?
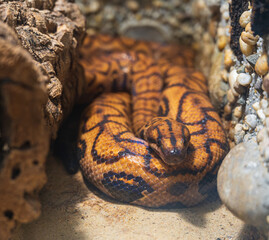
(77, 34, 229, 207)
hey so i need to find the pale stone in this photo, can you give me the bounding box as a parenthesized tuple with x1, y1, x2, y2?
(218, 142, 269, 234)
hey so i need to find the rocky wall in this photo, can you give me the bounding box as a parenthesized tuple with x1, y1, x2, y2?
(209, 0, 269, 236)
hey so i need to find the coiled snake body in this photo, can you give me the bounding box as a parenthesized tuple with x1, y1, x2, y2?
(78, 35, 229, 207)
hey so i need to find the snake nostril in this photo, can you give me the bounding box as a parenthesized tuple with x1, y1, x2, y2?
(169, 148, 180, 156)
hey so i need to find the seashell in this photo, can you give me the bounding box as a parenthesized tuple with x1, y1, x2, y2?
(255, 54, 269, 76)
(241, 31, 259, 46)
(239, 36, 253, 56)
(239, 11, 251, 28)
(245, 22, 252, 33)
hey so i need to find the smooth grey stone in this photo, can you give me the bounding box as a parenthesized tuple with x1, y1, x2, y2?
(217, 141, 269, 234)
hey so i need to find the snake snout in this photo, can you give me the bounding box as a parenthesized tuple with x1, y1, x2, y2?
(162, 147, 187, 165)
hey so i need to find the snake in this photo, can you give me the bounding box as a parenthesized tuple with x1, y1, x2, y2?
(77, 34, 229, 207)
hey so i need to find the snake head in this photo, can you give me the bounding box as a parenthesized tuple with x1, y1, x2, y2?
(141, 117, 191, 166)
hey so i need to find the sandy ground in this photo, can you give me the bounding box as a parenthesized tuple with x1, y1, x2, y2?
(12, 156, 264, 240)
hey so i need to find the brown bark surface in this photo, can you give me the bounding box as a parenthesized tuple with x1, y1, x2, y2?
(0, 1, 85, 239)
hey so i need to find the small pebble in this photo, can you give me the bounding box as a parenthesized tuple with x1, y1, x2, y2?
(264, 148, 269, 162)
(239, 10, 251, 28)
(3, 143, 9, 151)
(153, 0, 163, 7)
(257, 109, 266, 122)
(235, 123, 243, 132)
(227, 89, 236, 103)
(229, 69, 238, 86)
(239, 36, 253, 56)
(256, 127, 265, 143)
(256, 124, 264, 132)
(237, 96, 246, 105)
(126, 0, 139, 12)
(260, 99, 268, 109)
(242, 123, 250, 131)
(222, 11, 230, 20)
(167, 17, 179, 27)
(236, 72, 252, 87)
(237, 65, 246, 74)
(234, 123, 245, 144)
(245, 114, 257, 129)
(221, 69, 228, 82)
(254, 76, 263, 89)
(224, 49, 234, 68)
(218, 35, 227, 51)
(263, 108, 269, 117)
(255, 54, 269, 76)
(252, 102, 261, 111)
(229, 69, 240, 96)
(224, 103, 232, 115)
(234, 105, 243, 118)
(243, 133, 252, 142)
(266, 118, 269, 129)
(262, 73, 269, 94)
(85, 1, 100, 14)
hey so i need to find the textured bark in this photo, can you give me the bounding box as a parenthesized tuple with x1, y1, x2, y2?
(0, 1, 85, 239)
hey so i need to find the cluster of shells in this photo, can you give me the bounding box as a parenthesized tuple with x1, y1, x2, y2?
(217, 3, 269, 167)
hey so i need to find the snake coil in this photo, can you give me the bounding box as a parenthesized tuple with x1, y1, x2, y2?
(77, 35, 229, 207)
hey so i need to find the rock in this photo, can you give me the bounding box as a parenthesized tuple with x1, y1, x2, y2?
(126, 0, 139, 12)
(244, 114, 257, 129)
(217, 141, 269, 234)
(119, 19, 172, 43)
(246, 53, 259, 67)
(84, 0, 100, 14)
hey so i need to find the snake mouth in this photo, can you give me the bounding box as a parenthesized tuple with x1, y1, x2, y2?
(149, 143, 186, 166)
